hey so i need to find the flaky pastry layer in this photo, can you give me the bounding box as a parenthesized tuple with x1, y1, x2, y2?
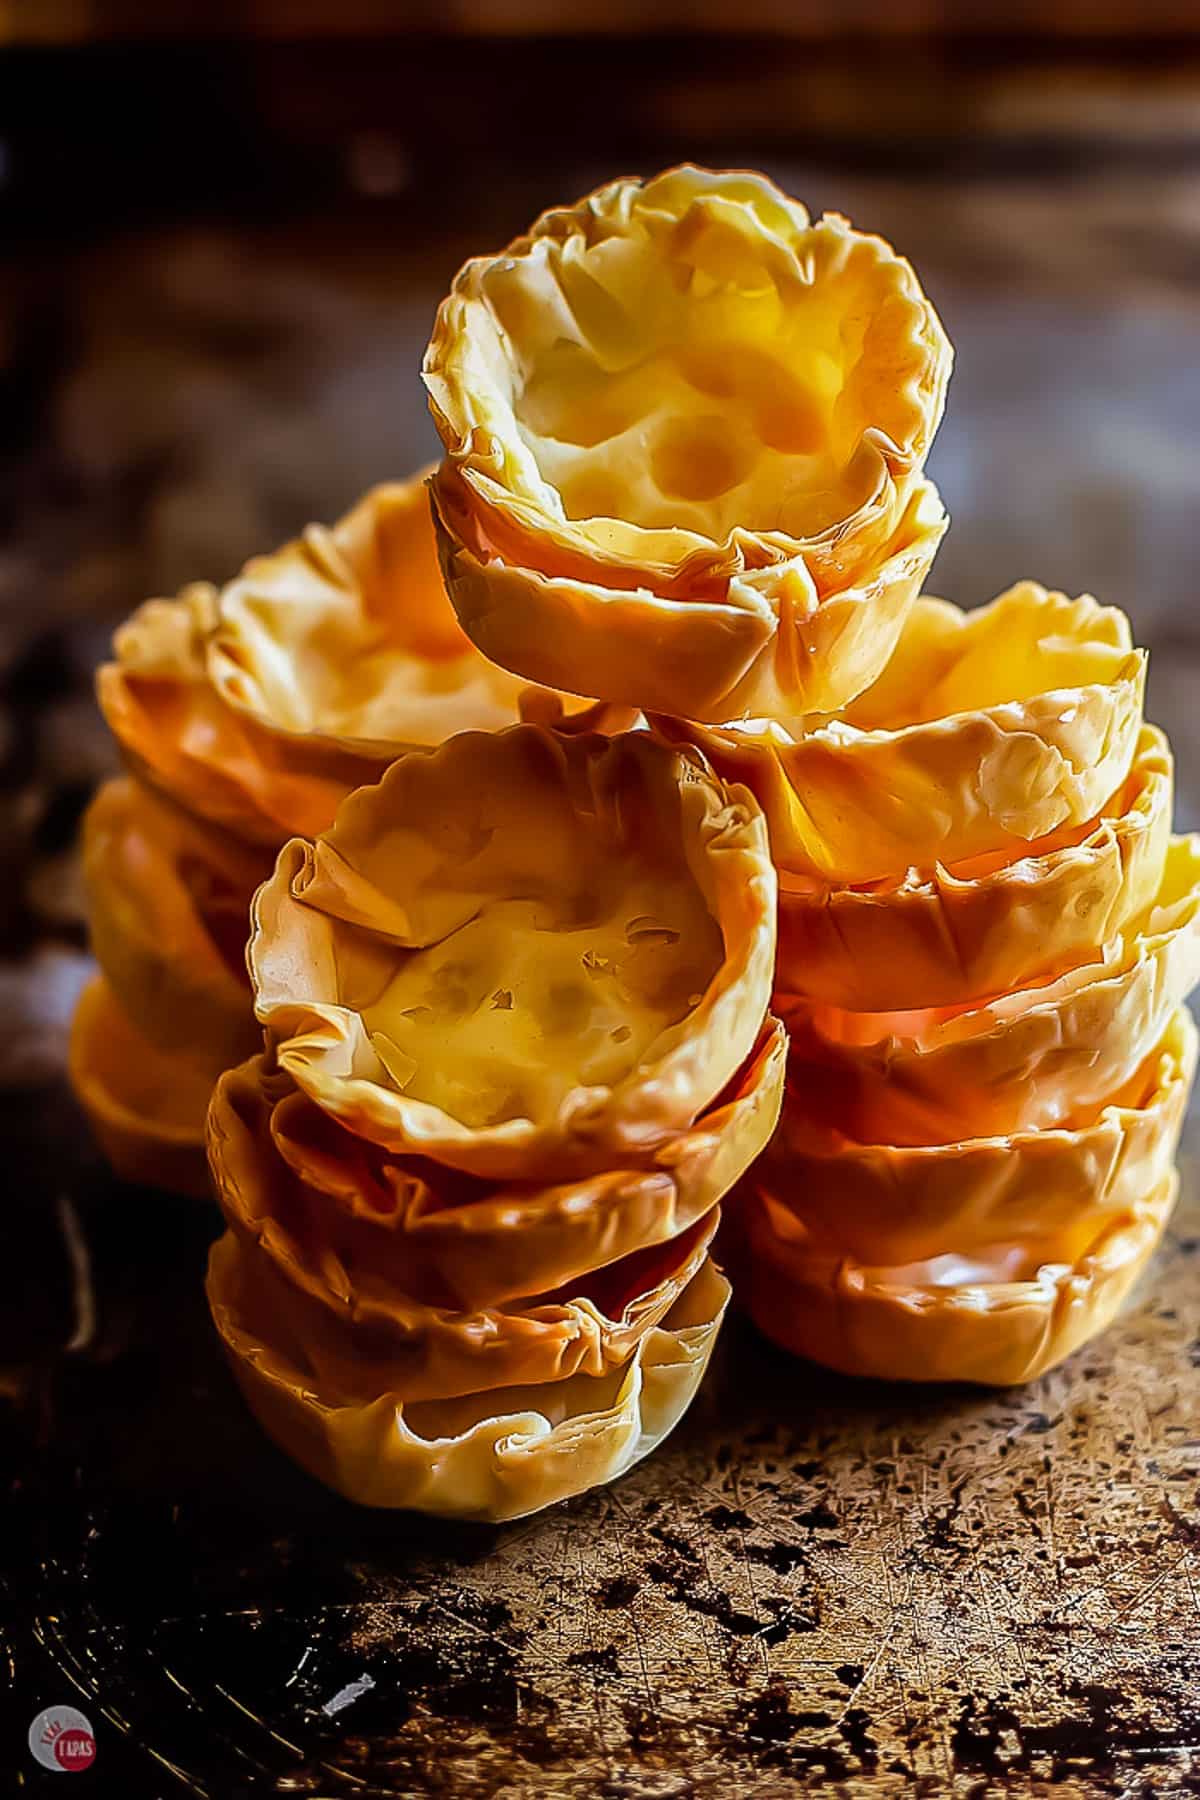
(97, 472, 610, 849)
(210, 1020, 784, 1312)
(208, 1232, 730, 1519)
(208, 475, 618, 755)
(68, 976, 213, 1198)
(658, 582, 1145, 882)
(745, 1007, 1194, 1272)
(83, 775, 268, 1070)
(425, 165, 951, 719)
(779, 833, 1200, 1144)
(774, 724, 1172, 1010)
(738, 1171, 1177, 1387)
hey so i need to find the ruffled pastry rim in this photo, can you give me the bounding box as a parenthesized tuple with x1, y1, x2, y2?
(208, 1235, 731, 1519)
(747, 1007, 1194, 1267)
(249, 725, 777, 1180)
(424, 165, 951, 583)
(773, 722, 1173, 1010)
(210, 1017, 785, 1311)
(777, 832, 1200, 1142)
(68, 975, 213, 1198)
(738, 1171, 1177, 1387)
(206, 474, 625, 760)
(97, 589, 390, 848)
(655, 583, 1147, 881)
(98, 493, 623, 850)
(208, 1069, 720, 1404)
(430, 465, 947, 723)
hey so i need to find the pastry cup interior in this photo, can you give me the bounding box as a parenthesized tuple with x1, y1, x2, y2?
(207, 474, 594, 755)
(98, 590, 387, 846)
(425, 165, 950, 591)
(250, 726, 776, 1179)
(837, 581, 1134, 730)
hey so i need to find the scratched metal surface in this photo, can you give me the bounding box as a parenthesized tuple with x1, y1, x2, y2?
(2, 1113, 1199, 1798)
(4, 77, 1200, 1800)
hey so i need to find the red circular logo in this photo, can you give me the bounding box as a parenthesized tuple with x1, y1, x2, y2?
(54, 1727, 97, 1771)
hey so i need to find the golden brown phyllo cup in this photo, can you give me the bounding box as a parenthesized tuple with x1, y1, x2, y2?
(777, 833, 1200, 1146)
(207, 1228, 731, 1521)
(82, 775, 269, 1072)
(714, 577, 1194, 1389)
(773, 723, 1172, 1012)
(741, 1177, 1177, 1390)
(657, 582, 1146, 885)
(735, 1007, 1194, 1385)
(211, 1020, 784, 1313)
(424, 165, 950, 721)
(79, 472, 634, 1197)
(205, 1033, 751, 1513)
(69, 976, 215, 1199)
(206, 475, 628, 756)
(249, 725, 778, 1180)
(97, 473, 614, 851)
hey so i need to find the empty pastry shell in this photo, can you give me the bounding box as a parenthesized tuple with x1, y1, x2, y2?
(97, 584, 381, 849)
(207, 475, 624, 756)
(82, 775, 269, 1069)
(746, 1006, 1194, 1271)
(425, 164, 951, 720)
(68, 976, 213, 1198)
(250, 726, 776, 1180)
(739, 1171, 1178, 1387)
(779, 833, 1200, 1144)
(774, 723, 1172, 1010)
(432, 473, 947, 724)
(97, 473, 616, 850)
(209, 1019, 783, 1312)
(207, 1230, 730, 1519)
(656, 582, 1145, 883)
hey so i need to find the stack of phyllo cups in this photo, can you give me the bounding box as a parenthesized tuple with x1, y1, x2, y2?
(72, 164, 1200, 1521)
(672, 589, 1195, 1382)
(208, 727, 781, 1518)
(71, 217, 787, 1515)
(422, 164, 1200, 1390)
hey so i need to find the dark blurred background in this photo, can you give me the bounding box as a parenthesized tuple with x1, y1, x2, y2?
(1, 0, 1200, 1063)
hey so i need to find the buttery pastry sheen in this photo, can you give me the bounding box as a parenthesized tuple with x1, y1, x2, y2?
(425, 165, 951, 720)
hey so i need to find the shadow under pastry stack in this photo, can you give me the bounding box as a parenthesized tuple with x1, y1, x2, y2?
(71, 167, 1200, 1519)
